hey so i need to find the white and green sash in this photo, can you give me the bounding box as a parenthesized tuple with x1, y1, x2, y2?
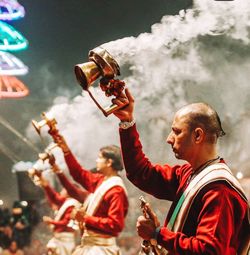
(167, 163, 247, 232)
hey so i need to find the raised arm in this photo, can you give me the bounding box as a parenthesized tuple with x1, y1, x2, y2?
(48, 129, 102, 192)
(56, 171, 89, 203)
(44, 206, 74, 227)
(112, 88, 180, 199)
(40, 175, 66, 208)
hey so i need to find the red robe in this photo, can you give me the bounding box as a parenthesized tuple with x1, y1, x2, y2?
(64, 152, 129, 237)
(44, 185, 74, 233)
(120, 124, 249, 255)
(57, 172, 89, 203)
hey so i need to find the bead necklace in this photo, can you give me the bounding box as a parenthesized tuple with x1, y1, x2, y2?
(186, 156, 220, 187)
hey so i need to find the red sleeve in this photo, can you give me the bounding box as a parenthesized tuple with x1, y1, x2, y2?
(158, 183, 248, 254)
(44, 185, 66, 208)
(48, 206, 73, 227)
(119, 124, 189, 200)
(64, 151, 104, 192)
(57, 172, 89, 203)
(120, 125, 249, 254)
(84, 186, 128, 236)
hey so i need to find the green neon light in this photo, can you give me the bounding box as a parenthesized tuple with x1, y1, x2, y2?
(0, 21, 28, 51)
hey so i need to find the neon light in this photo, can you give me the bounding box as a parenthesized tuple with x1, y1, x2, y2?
(0, 20, 28, 51)
(0, 0, 25, 21)
(0, 75, 29, 98)
(0, 51, 28, 75)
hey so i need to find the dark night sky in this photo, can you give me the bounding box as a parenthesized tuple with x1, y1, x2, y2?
(0, 0, 192, 207)
(18, 0, 192, 97)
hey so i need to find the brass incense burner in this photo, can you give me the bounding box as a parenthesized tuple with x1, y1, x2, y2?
(74, 47, 127, 117)
(32, 112, 57, 136)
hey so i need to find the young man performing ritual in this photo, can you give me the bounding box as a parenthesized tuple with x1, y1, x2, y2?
(48, 129, 129, 255)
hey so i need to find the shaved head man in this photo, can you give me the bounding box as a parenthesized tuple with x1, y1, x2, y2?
(112, 88, 249, 255)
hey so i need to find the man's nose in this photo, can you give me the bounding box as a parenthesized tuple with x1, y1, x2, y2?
(166, 132, 173, 144)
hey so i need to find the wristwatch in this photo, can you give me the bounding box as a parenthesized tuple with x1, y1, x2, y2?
(119, 119, 136, 129)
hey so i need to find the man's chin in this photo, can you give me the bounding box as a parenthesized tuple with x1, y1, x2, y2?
(175, 153, 181, 159)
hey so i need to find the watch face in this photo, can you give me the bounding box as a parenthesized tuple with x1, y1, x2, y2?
(119, 122, 130, 129)
(120, 123, 126, 128)
(119, 120, 135, 129)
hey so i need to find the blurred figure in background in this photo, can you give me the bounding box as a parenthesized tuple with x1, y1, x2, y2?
(0, 208, 12, 249)
(37, 172, 79, 255)
(1, 240, 24, 255)
(9, 202, 31, 249)
(47, 153, 89, 204)
(45, 152, 90, 238)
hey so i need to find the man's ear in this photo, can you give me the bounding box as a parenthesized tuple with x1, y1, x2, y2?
(193, 127, 204, 143)
(107, 158, 113, 167)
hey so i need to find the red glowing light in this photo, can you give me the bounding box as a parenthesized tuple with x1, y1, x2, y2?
(0, 75, 29, 98)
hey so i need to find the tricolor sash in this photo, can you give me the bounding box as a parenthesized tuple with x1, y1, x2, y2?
(167, 162, 249, 255)
(168, 163, 247, 232)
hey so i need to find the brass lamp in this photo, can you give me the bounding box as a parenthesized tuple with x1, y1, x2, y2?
(74, 47, 127, 117)
(32, 112, 57, 135)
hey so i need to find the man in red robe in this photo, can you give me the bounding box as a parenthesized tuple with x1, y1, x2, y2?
(39, 175, 79, 255)
(49, 129, 129, 255)
(112, 88, 250, 255)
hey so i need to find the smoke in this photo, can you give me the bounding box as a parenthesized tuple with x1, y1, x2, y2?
(8, 0, 249, 242)
(101, 0, 250, 173)
(12, 161, 34, 172)
(21, 0, 250, 178)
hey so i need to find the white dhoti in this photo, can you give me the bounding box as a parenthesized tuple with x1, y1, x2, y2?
(47, 232, 76, 255)
(72, 177, 127, 255)
(72, 230, 121, 255)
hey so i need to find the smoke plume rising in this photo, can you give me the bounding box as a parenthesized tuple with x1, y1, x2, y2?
(10, 0, 250, 244)
(21, 0, 250, 178)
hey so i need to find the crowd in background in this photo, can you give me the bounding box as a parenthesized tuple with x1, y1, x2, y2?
(1, 178, 248, 255)
(0, 201, 40, 254)
(0, 195, 144, 255)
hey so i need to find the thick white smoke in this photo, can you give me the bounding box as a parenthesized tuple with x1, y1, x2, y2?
(11, 0, 249, 243)
(22, 0, 250, 178)
(100, 0, 250, 172)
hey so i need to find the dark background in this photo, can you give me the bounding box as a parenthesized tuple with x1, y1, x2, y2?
(0, 0, 192, 207)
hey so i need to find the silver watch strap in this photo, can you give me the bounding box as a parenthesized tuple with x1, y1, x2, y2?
(119, 119, 136, 129)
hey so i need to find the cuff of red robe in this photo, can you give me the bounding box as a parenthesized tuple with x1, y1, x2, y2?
(83, 215, 93, 227)
(157, 226, 176, 250)
(150, 226, 161, 245)
(153, 226, 161, 240)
